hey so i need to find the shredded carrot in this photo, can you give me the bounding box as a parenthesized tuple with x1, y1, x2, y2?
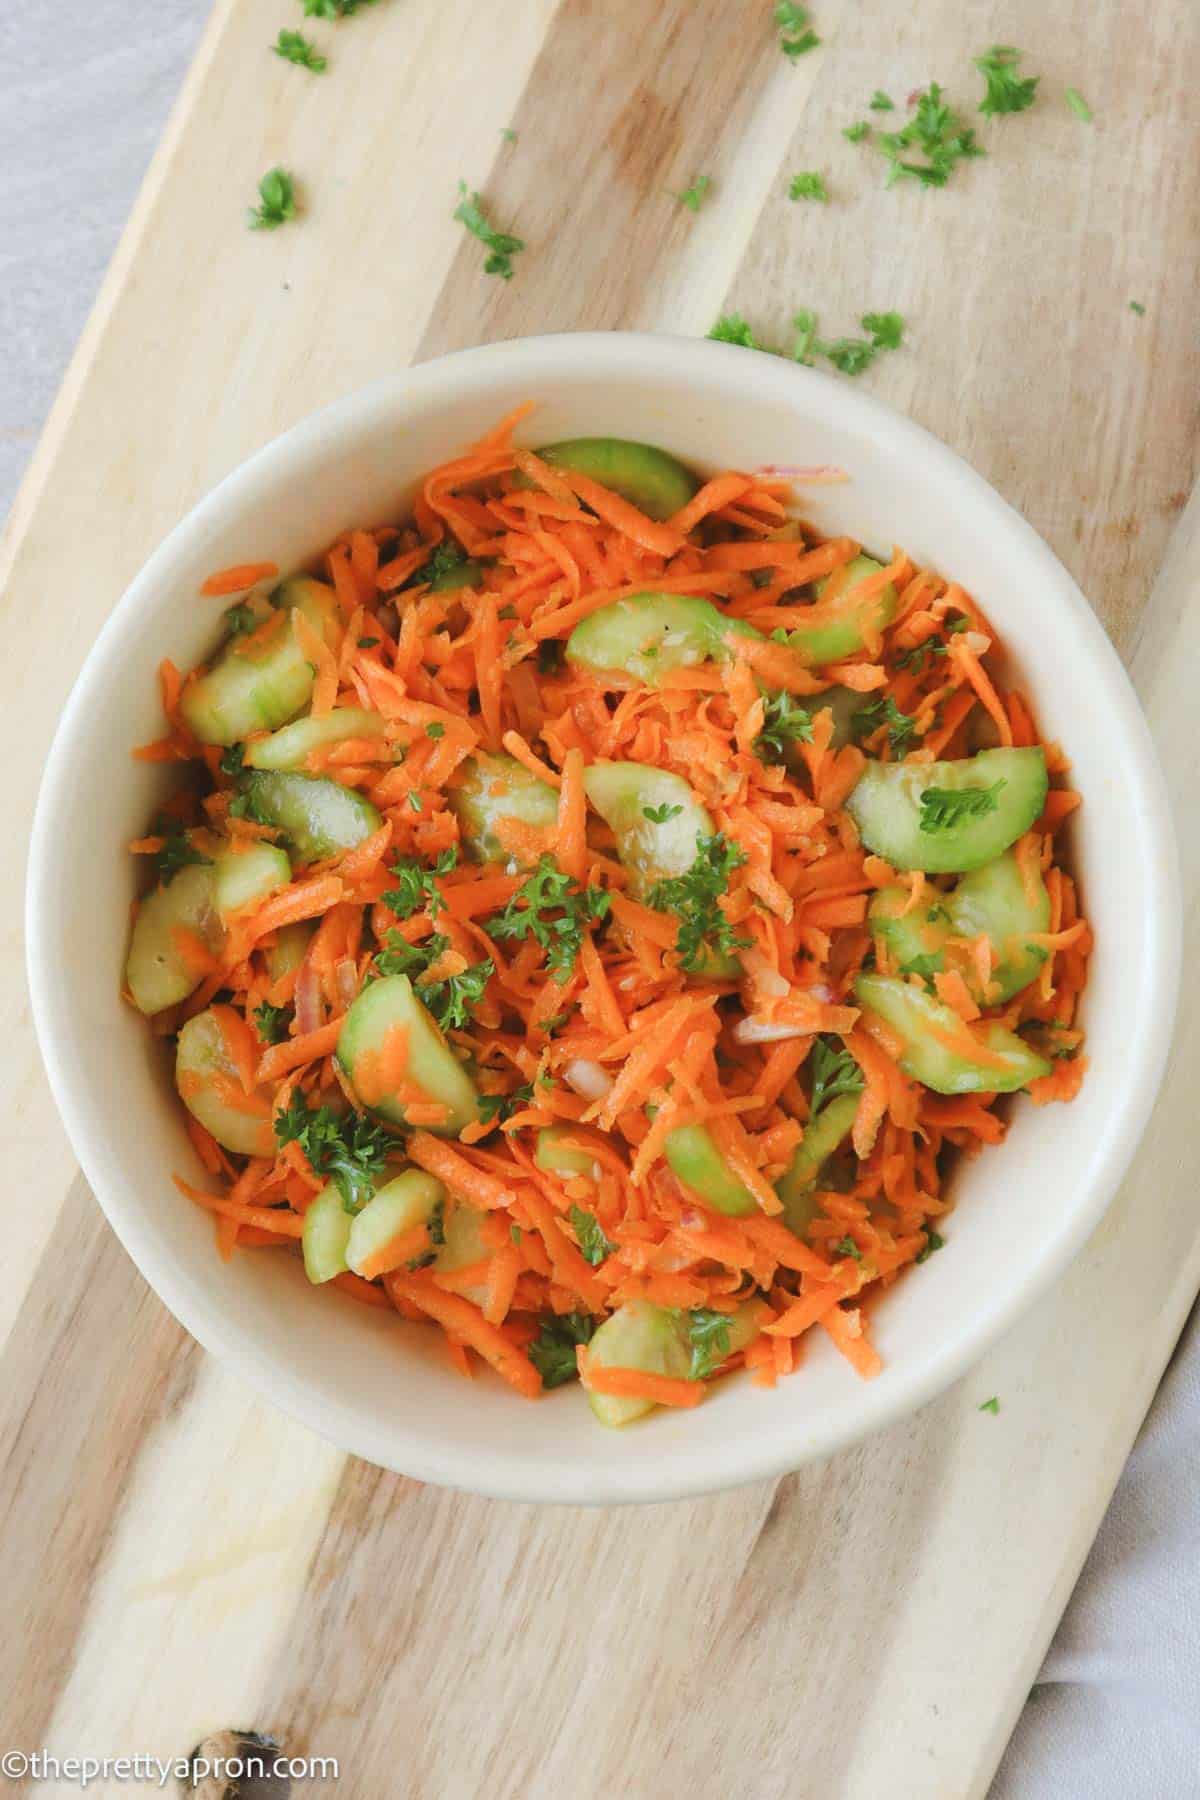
(135, 405, 1089, 1418)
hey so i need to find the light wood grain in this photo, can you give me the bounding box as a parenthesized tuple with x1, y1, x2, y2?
(2, 1, 1198, 1795)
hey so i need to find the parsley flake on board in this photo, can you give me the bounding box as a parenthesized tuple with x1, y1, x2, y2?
(1065, 87, 1093, 122)
(709, 313, 760, 348)
(918, 780, 1005, 834)
(274, 1094, 393, 1213)
(774, 1, 820, 59)
(979, 1395, 1001, 1414)
(877, 84, 984, 188)
(843, 121, 870, 144)
(301, 0, 379, 16)
(670, 174, 712, 212)
(528, 1311, 596, 1389)
(273, 29, 327, 70)
(647, 834, 751, 972)
(789, 171, 829, 202)
(974, 45, 1039, 117)
(869, 90, 895, 111)
(248, 167, 297, 231)
(489, 856, 611, 984)
(794, 308, 904, 376)
(453, 181, 525, 280)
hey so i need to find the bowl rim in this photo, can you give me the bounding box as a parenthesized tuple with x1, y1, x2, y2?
(25, 330, 1182, 1504)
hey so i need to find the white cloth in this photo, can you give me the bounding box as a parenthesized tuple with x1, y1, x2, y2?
(3, 10, 1195, 1795)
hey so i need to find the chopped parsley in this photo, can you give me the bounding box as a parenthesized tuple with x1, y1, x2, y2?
(453, 181, 525, 280)
(916, 1229, 946, 1263)
(301, 0, 378, 15)
(685, 1308, 733, 1379)
(219, 742, 246, 778)
(382, 846, 456, 921)
(569, 1205, 616, 1267)
(223, 601, 258, 636)
(974, 45, 1039, 117)
(852, 692, 918, 755)
(527, 1311, 595, 1389)
(670, 174, 711, 212)
(419, 957, 495, 1034)
(899, 951, 943, 986)
(253, 1001, 291, 1045)
(869, 90, 894, 111)
(794, 308, 904, 376)
(273, 29, 327, 70)
(831, 1235, 863, 1262)
(843, 121, 871, 143)
(894, 639, 948, 674)
(500, 127, 518, 144)
(755, 691, 814, 762)
(153, 828, 210, 887)
(809, 1036, 864, 1115)
(373, 929, 448, 978)
(877, 84, 984, 188)
(709, 313, 759, 348)
(1129, 300, 1146, 316)
(774, 1, 820, 59)
(489, 856, 611, 983)
(1065, 87, 1092, 122)
(643, 802, 684, 824)
(979, 1395, 1001, 1414)
(413, 539, 468, 588)
(425, 722, 446, 740)
(274, 1093, 393, 1212)
(647, 833, 751, 972)
(358, 635, 380, 648)
(918, 779, 1005, 834)
(476, 1082, 535, 1128)
(788, 170, 829, 202)
(248, 166, 297, 231)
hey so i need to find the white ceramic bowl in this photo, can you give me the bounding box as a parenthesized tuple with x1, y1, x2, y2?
(27, 333, 1180, 1504)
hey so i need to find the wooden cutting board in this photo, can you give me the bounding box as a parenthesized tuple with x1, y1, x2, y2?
(2, 2, 1197, 1793)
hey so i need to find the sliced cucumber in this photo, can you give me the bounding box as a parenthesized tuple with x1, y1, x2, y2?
(337, 974, 480, 1134)
(180, 577, 338, 746)
(584, 1300, 693, 1428)
(302, 1182, 353, 1284)
(583, 762, 714, 902)
(345, 1170, 445, 1277)
(449, 751, 559, 869)
(125, 863, 221, 1015)
(949, 851, 1051, 1002)
(238, 770, 381, 864)
(847, 747, 1048, 874)
(533, 438, 699, 521)
(777, 1091, 860, 1237)
(213, 842, 292, 919)
(263, 920, 315, 983)
(244, 707, 387, 772)
(663, 1122, 757, 1217)
(566, 593, 762, 687)
(432, 1199, 490, 1304)
(854, 973, 1051, 1094)
(535, 1125, 602, 1181)
(175, 1007, 276, 1156)
(868, 886, 951, 979)
(785, 554, 898, 665)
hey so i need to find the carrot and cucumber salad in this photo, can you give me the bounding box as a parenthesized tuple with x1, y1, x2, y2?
(124, 407, 1091, 1425)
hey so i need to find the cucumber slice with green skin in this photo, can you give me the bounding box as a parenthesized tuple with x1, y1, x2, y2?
(533, 438, 699, 522)
(180, 577, 339, 747)
(212, 842, 292, 919)
(449, 752, 559, 869)
(535, 1125, 602, 1181)
(870, 851, 1051, 1003)
(337, 974, 481, 1134)
(776, 1092, 860, 1237)
(345, 1170, 446, 1277)
(175, 1007, 277, 1156)
(239, 770, 382, 864)
(846, 747, 1048, 874)
(663, 1122, 757, 1217)
(428, 557, 484, 593)
(583, 762, 714, 902)
(244, 707, 387, 772)
(566, 593, 763, 687)
(125, 863, 221, 1015)
(949, 851, 1051, 1002)
(585, 1300, 693, 1428)
(785, 554, 899, 666)
(302, 1182, 353, 1284)
(854, 972, 1052, 1094)
(263, 920, 315, 982)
